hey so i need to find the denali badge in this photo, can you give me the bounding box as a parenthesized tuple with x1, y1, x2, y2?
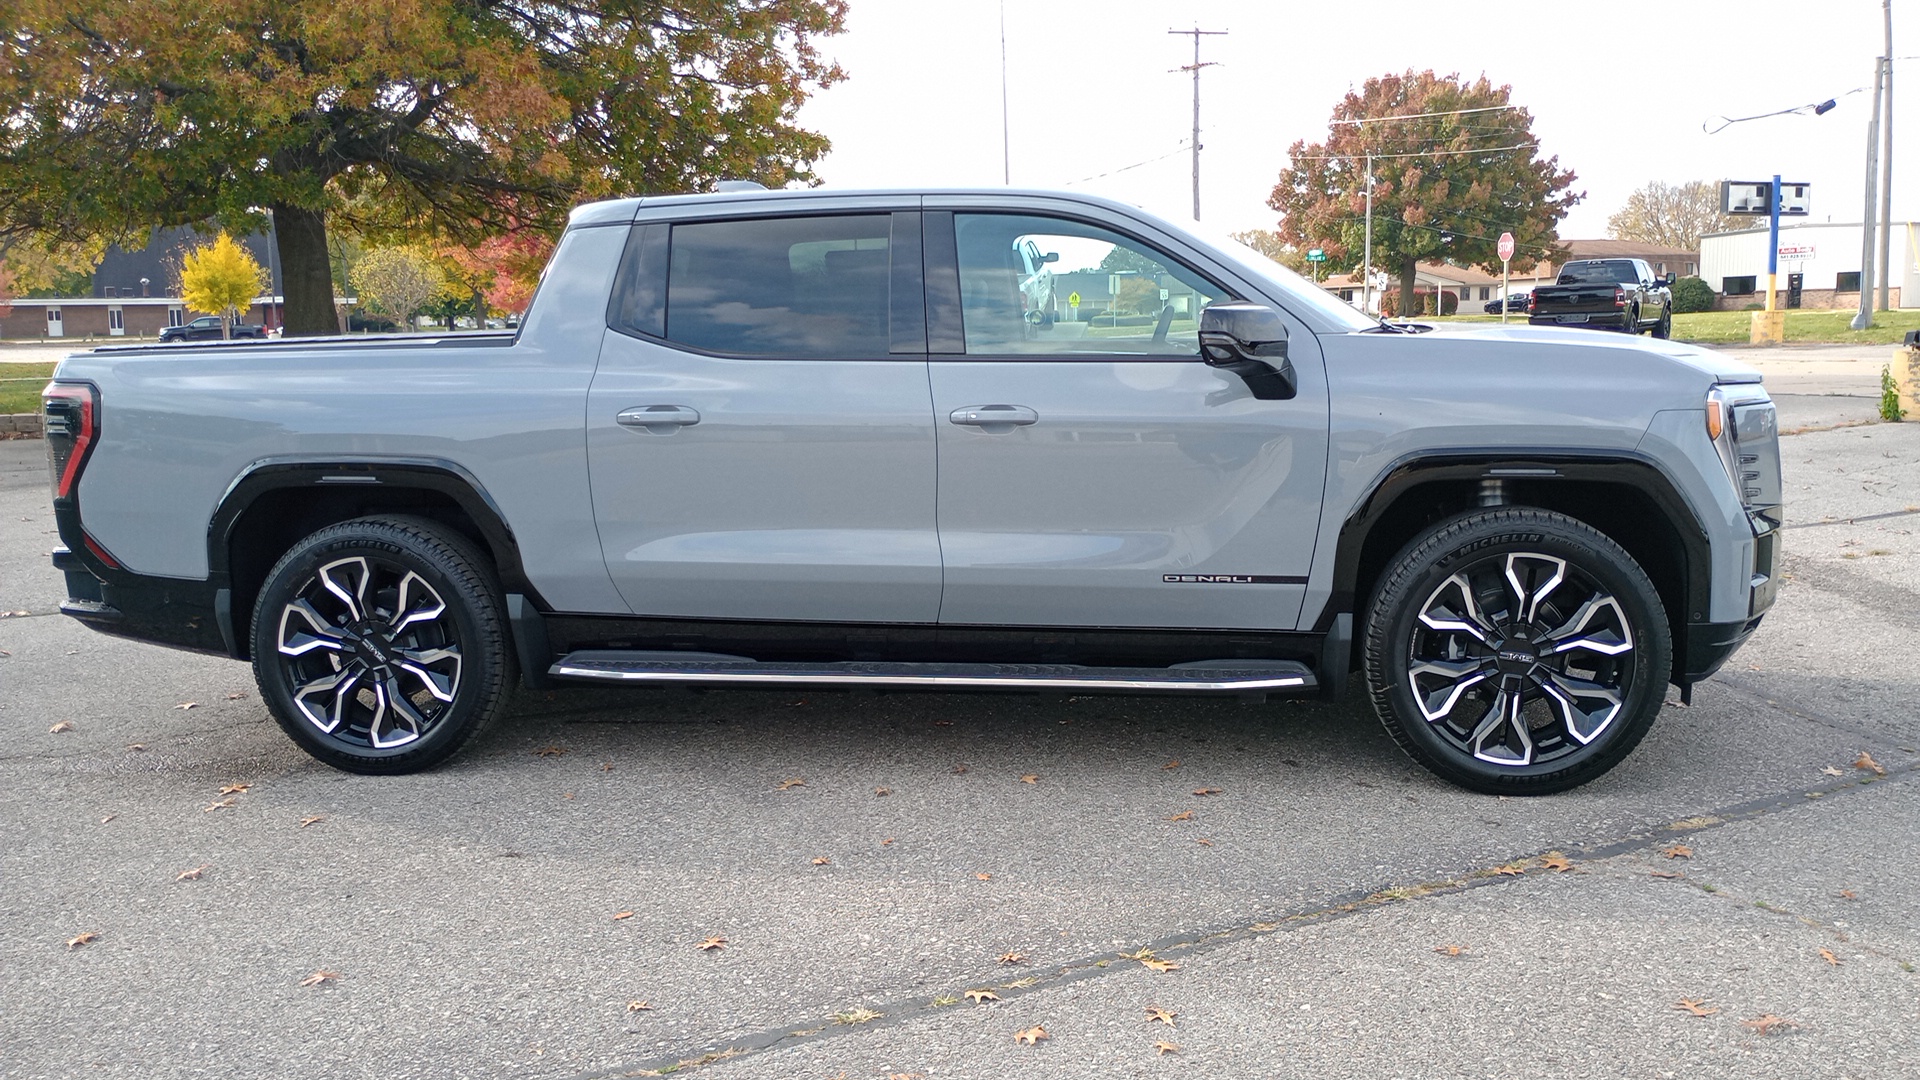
(1161, 574, 1302, 585)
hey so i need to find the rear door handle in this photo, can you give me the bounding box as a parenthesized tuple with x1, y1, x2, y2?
(948, 404, 1039, 428)
(616, 405, 701, 433)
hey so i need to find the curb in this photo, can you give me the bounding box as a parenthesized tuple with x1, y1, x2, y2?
(1, 412, 44, 437)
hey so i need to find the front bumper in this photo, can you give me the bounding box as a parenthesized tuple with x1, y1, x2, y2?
(1681, 522, 1780, 683)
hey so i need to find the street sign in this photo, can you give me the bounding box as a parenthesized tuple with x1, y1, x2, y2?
(1068, 291, 1081, 308)
(1497, 232, 1515, 262)
(1723, 180, 1811, 216)
(1305, 248, 1326, 263)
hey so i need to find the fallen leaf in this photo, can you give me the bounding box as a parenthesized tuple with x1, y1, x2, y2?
(533, 745, 567, 757)
(811, 857, 830, 866)
(298, 970, 341, 986)
(1019, 774, 1039, 784)
(933, 720, 952, 727)
(1166, 810, 1194, 822)
(219, 783, 251, 795)
(48, 720, 73, 733)
(1662, 844, 1693, 859)
(99, 814, 116, 824)
(1741, 1013, 1796, 1035)
(1853, 751, 1886, 776)
(1192, 787, 1223, 797)
(1013, 1025, 1049, 1046)
(125, 743, 146, 752)
(965, 988, 1000, 1003)
(1673, 998, 1720, 1017)
(1541, 853, 1574, 872)
(997, 951, 1029, 965)
(601, 762, 614, 772)
(1838, 889, 1858, 900)
(1432, 944, 1467, 957)
(951, 764, 969, 774)
(202, 798, 236, 812)
(1144, 1006, 1177, 1026)
(174, 702, 198, 711)
(874, 786, 891, 797)
(1819, 948, 1842, 966)
(1141, 958, 1180, 973)
(1162, 759, 1181, 770)
(1153, 1039, 1179, 1055)
(297, 815, 325, 828)
(1650, 870, 1685, 879)
(1195, 837, 1214, 846)
(777, 778, 806, 791)
(225, 692, 246, 700)
(2, 610, 28, 617)
(65, 931, 98, 949)
(696, 936, 727, 951)
(976, 872, 993, 881)
(175, 864, 209, 882)
(881, 837, 896, 846)
(1494, 864, 1524, 876)
(1819, 766, 1844, 777)
(626, 1000, 653, 1012)
(612, 911, 634, 921)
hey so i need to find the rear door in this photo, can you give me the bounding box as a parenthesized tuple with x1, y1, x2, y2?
(585, 202, 942, 623)
(923, 204, 1330, 630)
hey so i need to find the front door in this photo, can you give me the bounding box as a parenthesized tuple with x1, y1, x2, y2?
(925, 209, 1330, 630)
(586, 207, 942, 624)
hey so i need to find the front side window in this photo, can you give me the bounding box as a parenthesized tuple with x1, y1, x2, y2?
(952, 213, 1225, 357)
(665, 214, 891, 358)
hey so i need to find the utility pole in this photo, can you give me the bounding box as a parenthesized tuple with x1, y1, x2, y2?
(999, 0, 1011, 185)
(1853, 53, 1885, 331)
(1168, 26, 1226, 221)
(1876, 0, 1894, 312)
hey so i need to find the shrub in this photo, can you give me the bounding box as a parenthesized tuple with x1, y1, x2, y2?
(1669, 276, 1716, 313)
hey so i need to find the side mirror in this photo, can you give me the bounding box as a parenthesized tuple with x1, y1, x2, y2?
(1198, 302, 1297, 400)
(1663, 273, 1677, 286)
(1042, 251, 1059, 264)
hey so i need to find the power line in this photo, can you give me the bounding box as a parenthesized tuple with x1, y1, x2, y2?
(1331, 104, 1519, 125)
(1288, 140, 1540, 162)
(1061, 144, 1192, 186)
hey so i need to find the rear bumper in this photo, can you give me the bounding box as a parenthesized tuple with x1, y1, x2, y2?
(52, 544, 232, 657)
(1529, 312, 1633, 330)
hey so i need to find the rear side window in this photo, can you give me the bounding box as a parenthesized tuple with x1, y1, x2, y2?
(665, 215, 892, 358)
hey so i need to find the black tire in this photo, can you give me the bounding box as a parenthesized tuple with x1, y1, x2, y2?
(1652, 307, 1672, 339)
(1363, 508, 1672, 795)
(250, 516, 511, 774)
(1621, 306, 1640, 335)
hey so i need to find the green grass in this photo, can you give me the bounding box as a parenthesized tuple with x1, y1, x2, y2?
(0, 362, 56, 414)
(1427, 308, 1920, 344)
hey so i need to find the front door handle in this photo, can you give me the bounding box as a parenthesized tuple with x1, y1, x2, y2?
(616, 405, 701, 434)
(948, 404, 1039, 428)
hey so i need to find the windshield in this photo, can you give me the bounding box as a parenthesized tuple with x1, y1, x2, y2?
(1189, 225, 1377, 331)
(1557, 261, 1639, 285)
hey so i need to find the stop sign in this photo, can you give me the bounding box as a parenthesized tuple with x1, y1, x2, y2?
(1497, 232, 1515, 261)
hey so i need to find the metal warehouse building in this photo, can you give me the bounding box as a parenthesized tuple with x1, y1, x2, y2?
(1699, 221, 1917, 310)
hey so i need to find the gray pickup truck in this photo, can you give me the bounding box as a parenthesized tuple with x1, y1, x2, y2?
(1529, 257, 1676, 337)
(42, 188, 1783, 795)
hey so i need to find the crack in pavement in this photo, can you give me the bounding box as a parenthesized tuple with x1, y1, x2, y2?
(559, 762, 1920, 1080)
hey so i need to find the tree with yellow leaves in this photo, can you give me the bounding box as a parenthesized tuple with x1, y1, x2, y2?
(178, 234, 268, 341)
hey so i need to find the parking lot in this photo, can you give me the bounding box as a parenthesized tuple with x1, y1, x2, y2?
(2, 345, 1917, 1079)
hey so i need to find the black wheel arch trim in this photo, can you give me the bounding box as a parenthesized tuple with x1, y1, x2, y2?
(1312, 449, 1716, 677)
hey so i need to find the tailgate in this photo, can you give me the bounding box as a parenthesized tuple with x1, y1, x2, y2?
(1531, 286, 1621, 317)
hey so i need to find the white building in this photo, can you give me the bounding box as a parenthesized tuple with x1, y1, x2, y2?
(1699, 221, 1916, 310)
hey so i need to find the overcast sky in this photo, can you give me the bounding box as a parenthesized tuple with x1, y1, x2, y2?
(796, 0, 1909, 248)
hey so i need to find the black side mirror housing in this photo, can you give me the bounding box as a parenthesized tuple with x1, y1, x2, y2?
(1198, 302, 1297, 400)
(1042, 251, 1060, 264)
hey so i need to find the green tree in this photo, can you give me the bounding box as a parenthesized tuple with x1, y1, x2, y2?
(1268, 70, 1580, 314)
(1607, 180, 1745, 251)
(0, 1, 848, 337)
(178, 233, 268, 339)
(349, 246, 447, 328)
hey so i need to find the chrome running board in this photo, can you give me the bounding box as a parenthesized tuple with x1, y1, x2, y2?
(548, 651, 1317, 695)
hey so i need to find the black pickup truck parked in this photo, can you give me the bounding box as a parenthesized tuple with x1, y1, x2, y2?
(158, 315, 269, 343)
(1528, 258, 1674, 338)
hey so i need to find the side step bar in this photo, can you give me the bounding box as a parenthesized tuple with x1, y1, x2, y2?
(549, 651, 1317, 695)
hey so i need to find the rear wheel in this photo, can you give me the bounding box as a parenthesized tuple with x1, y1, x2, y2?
(251, 517, 511, 774)
(1652, 307, 1672, 339)
(1363, 509, 1672, 795)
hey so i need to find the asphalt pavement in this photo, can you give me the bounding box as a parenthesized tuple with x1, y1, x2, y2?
(1, 348, 1916, 1079)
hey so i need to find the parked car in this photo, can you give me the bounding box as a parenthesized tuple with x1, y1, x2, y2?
(43, 187, 1781, 795)
(1529, 259, 1674, 337)
(1483, 291, 1532, 314)
(158, 315, 268, 343)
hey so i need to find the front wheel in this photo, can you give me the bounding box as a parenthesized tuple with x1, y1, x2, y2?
(1363, 509, 1672, 795)
(251, 516, 512, 774)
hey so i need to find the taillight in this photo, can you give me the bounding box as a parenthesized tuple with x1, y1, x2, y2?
(43, 381, 97, 501)
(1613, 288, 1626, 309)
